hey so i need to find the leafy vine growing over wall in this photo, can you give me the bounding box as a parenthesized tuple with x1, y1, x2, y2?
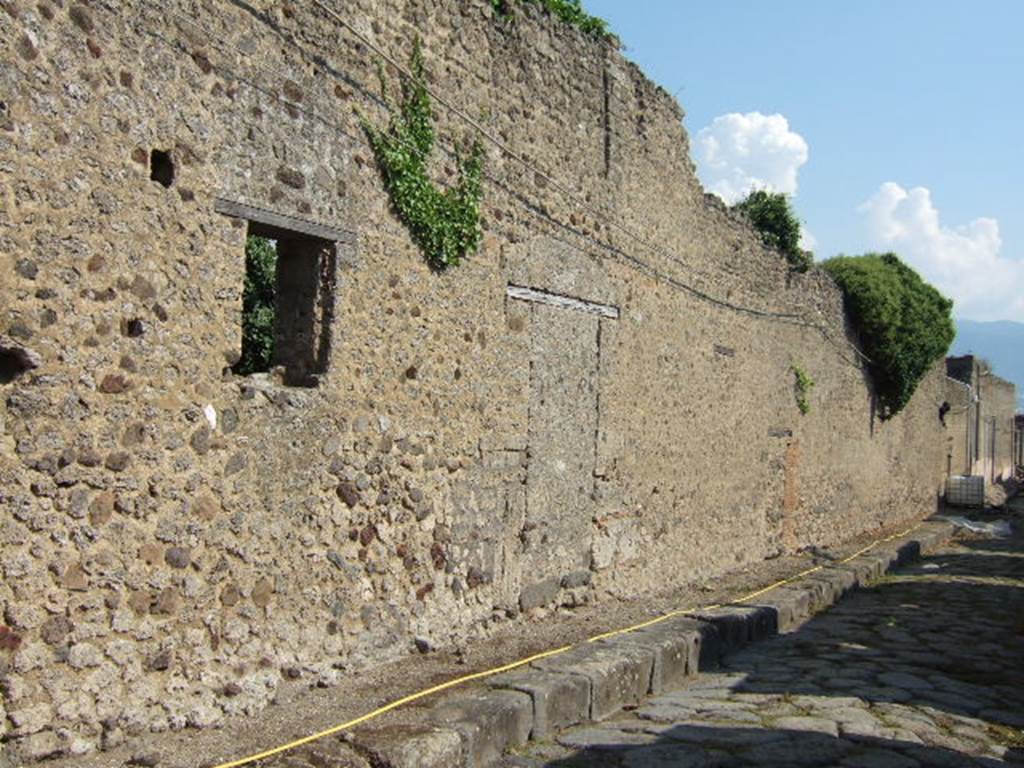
(362, 41, 484, 270)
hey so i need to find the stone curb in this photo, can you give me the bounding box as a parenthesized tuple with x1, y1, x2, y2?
(336, 519, 955, 768)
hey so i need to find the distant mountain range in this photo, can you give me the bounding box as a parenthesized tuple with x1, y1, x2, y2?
(950, 319, 1024, 411)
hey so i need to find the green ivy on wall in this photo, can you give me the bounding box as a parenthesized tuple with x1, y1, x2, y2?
(792, 364, 815, 415)
(362, 41, 484, 270)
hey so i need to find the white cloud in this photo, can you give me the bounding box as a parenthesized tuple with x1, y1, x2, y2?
(858, 182, 1024, 322)
(799, 227, 818, 254)
(694, 112, 809, 205)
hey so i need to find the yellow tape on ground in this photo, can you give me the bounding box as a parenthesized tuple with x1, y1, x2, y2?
(835, 523, 920, 564)
(733, 565, 823, 604)
(211, 522, 928, 768)
(211, 645, 572, 768)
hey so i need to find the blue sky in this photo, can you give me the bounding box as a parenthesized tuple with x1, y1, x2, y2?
(586, 0, 1024, 322)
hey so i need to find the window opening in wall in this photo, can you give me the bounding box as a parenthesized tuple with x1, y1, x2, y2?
(150, 149, 175, 188)
(0, 346, 36, 384)
(232, 221, 337, 387)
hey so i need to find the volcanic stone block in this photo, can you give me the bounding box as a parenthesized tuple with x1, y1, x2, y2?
(844, 558, 876, 585)
(796, 577, 834, 613)
(750, 586, 812, 632)
(916, 522, 955, 552)
(895, 539, 921, 565)
(598, 622, 696, 695)
(532, 642, 654, 721)
(429, 689, 533, 767)
(803, 568, 857, 606)
(488, 669, 590, 739)
(350, 724, 463, 768)
(687, 605, 776, 653)
(871, 548, 901, 574)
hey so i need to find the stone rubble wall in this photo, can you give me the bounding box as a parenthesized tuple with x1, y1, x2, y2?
(0, 0, 947, 760)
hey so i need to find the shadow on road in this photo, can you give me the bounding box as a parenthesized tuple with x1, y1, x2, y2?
(537, 724, 1017, 768)
(516, 526, 1024, 767)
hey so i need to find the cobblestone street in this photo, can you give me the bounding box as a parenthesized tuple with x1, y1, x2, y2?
(507, 521, 1024, 767)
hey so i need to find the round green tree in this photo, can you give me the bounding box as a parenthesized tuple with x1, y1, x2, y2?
(822, 252, 954, 420)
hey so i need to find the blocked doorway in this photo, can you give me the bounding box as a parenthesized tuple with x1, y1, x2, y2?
(507, 285, 619, 607)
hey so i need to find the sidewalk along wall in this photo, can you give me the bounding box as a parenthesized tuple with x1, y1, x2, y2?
(0, 0, 947, 759)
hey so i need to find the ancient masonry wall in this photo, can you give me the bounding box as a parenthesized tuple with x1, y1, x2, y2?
(0, 0, 948, 759)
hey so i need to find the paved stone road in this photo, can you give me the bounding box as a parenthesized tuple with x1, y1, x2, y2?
(507, 522, 1024, 767)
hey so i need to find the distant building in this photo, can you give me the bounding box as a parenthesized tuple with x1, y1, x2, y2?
(1016, 414, 1024, 471)
(943, 355, 1018, 482)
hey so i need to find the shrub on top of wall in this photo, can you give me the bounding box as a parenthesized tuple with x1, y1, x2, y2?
(732, 190, 812, 272)
(491, 0, 615, 41)
(822, 252, 955, 420)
